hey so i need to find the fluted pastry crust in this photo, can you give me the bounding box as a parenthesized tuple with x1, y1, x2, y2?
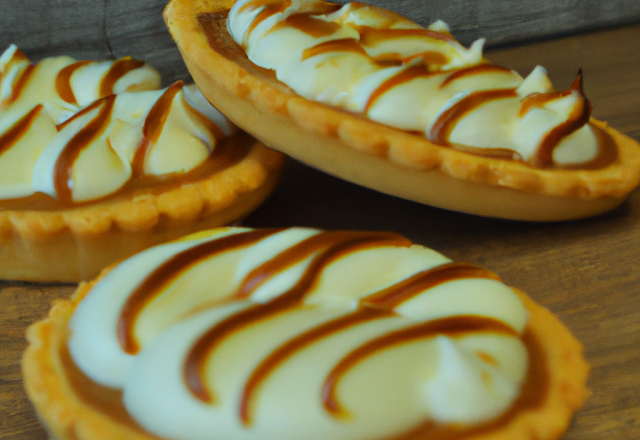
(22, 229, 589, 440)
(163, 0, 640, 221)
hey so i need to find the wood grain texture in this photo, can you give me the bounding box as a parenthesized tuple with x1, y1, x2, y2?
(1, 20, 640, 440)
(1, 0, 639, 84)
(0, 282, 76, 440)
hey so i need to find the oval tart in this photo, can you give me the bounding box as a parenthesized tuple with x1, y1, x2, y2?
(23, 227, 589, 440)
(164, 0, 640, 221)
(0, 47, 283, 282)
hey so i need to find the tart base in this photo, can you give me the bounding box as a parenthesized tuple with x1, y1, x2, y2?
(163, 0, 640, 221)
(0, 141, 283, 283)
(22, 275, 589, 440)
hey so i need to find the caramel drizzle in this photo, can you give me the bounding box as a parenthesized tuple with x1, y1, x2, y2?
(53, 95, 116, 203)
(117, 228, 281, 354)
(240, 307, 387, 424)
(302, 37, 446, 68)
(365, 64, 435, 112)
(245, 0, 292, 38)
(565, 123, 618, 171)
(0, 47, 28, 96)
(56, 61, 92, 104)
(99, 58, 146, 97)
(518, 71, 586, 118)
(401, 50, 449, 67)
(299, 25, 457, 67)
(430, 88, 519, 144)
(519, 91, 569, 118)
(322, 316, 518, 417)
(0, 104, 43, 157)
(302, 38, 367, 60)
(273, 13, 341, 38)
(132, 81, 184, 176)
(440, 64, 511, 89)
(183, 231, 411, 404)
(524, 72, 592, 168)
(239, 262, 501, 424)
(361, 262, 501, 309)
(7, 63, 35, 104)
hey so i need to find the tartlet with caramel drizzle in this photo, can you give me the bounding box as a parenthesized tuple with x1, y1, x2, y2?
(164, 0, 640, 221)
(0, 46, 283, 282)
(23, 227, 589, 440)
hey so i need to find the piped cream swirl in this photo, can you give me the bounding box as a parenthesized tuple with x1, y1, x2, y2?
(68, 227, 530, 440)
(227, 0, 601, 168)
(0, 45, 234, 202)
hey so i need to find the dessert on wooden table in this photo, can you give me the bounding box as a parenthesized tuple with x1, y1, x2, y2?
(164, 0, 640, 221)
(23, 227, 588, 440)
(0, 45, 283, 282)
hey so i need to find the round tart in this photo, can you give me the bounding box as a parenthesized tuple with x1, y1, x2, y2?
(164, 0, 640, 221)
(0, 46, 283, 282)
(23, 227, 589, 440)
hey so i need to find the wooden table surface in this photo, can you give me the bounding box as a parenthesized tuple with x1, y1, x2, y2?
(2, 22, 640, 440)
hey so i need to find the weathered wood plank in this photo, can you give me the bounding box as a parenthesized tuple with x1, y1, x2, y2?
(0, 0, 110, 61)
(1, 0, 639, 84)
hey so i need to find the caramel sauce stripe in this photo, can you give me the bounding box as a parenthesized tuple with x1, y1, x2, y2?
(245, 1, 292, 39)
(183, 231, 411, 404)
(322, 315, 518, 418)
(56, 61, 92, 105)
(53, 95, 117, 203)
(439, 64, 512, 89)
(7, 63, 35, 104)
(365, 64, 437, 113)
(99, 58, 147, 97)
(132, 81, 185, 176)
(430, 88, 518, 144)
(530, 74, 592, 168)
(117, 228, 282, 354)
(0, 104, 43, 157)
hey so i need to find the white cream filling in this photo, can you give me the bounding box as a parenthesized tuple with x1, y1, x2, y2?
(0, 46, 227, 202)
(68, 227, 250, 387)
(68, 227, 529, 439)
(227, 0, 599, 165)
(0, 108, 58, 199)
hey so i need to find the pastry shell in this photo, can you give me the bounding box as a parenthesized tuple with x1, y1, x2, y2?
(163, 0, 640, 221)
(22, 267, 589, 440)
(0, 137, 283, 282)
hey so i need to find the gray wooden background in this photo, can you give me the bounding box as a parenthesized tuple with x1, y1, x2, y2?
(1, 0, 639, 84)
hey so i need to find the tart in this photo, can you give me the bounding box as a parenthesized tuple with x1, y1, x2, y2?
(164, 0, 640, 221)
(23, 227, 589, 440)
(0, 46, 283, 282)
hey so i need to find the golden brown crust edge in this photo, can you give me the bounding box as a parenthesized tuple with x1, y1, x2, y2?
(22, 272, 589, 440)
(0, 142, 283, 282)
(163, 0, 640, 221)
